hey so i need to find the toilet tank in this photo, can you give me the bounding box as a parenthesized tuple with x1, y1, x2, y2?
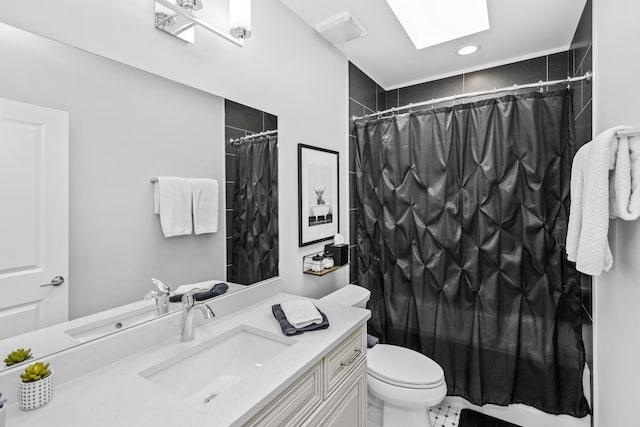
(320, 285, 370, 309)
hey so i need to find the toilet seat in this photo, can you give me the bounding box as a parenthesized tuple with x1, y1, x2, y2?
(367, 344, 445, 389)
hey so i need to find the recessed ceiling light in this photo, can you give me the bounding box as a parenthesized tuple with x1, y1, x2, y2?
(386, 0, 490, 50)
(457, 45, 479, 55)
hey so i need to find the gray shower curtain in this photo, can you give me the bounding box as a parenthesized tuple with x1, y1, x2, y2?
(354, 90, 589, 417)
(231, 135, 278, 285)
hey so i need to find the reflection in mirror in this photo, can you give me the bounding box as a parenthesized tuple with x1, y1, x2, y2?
(0, 23, 273, 370)
(224, 101, 279, 285)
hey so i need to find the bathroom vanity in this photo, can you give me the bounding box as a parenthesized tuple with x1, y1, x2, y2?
(246, 325, 367, 426)
(0, 291, 370, 426)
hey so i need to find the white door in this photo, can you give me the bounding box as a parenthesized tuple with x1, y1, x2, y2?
(0, 97, 69, 340)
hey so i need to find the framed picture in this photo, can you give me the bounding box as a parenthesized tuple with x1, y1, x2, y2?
(298, 144, 340, 247)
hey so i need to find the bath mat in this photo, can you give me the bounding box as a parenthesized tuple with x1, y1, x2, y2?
(458, 409, 521, 427)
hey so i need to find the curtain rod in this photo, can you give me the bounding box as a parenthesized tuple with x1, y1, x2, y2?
(353, 71, 592, 121)
(229, 129, 277, 145)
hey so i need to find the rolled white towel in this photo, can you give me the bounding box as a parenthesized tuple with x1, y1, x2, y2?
(280, 299, 323, 328)
(610, 134, 640, 220)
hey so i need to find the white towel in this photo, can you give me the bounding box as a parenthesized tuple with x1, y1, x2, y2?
(609, 134, 640, 220)
(566, 126, 632, 275)
(153, 177, 193, 238)
(191, 178, 219, 235)
(280, 300, 323, 328)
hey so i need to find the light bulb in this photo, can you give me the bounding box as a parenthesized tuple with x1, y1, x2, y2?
(230, 0, 252, 39)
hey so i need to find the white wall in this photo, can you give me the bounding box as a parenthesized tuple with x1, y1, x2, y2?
(592, 0, 640, 424)
(0, 0, 350, 314)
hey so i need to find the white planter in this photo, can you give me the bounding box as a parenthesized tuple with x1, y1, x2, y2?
(19, 371, 54, 411)
(0, 405, 6, 427)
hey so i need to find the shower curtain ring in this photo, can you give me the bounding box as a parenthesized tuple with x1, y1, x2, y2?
(567, 76, 571, 89)
(538, 80, 544, 93)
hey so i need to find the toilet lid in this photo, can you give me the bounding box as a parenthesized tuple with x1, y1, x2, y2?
(367, 344, 445, 389)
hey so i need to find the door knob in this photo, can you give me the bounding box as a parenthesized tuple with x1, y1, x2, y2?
(40, 276, 65, 288)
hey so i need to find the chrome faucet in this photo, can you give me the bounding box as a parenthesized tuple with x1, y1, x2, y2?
(144, 278, 171, 316)
(181, 289, 215, 342)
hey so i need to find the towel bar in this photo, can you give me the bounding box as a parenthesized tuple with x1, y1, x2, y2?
(616, 129, 640, 138)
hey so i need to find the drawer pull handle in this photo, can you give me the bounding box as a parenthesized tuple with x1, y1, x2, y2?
(340, 349, 362, 367)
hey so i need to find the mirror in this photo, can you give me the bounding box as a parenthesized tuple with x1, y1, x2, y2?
(0, 22, 278, 370)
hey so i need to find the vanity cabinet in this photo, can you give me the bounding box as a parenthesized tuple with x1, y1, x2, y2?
(246, 325, 367, 427)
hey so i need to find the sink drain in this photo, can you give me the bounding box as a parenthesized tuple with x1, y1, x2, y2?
(204, 393, 218, 404)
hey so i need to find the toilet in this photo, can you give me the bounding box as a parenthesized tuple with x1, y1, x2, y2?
(321, 285, 447, 427)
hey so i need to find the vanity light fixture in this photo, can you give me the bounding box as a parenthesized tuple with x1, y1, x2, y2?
(154, 0, 251, 46)
(457, 45, 479, 55)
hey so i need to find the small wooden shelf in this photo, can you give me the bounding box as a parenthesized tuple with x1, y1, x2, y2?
(303, 264, 348, 276)
(303, 250, 349, 276)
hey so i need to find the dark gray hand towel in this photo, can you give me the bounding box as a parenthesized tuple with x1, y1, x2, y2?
(272, 304, 329, 336)
(169, 282, 229, 303)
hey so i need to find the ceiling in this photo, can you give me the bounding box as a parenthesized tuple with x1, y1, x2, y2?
(280, 0, 587, 90)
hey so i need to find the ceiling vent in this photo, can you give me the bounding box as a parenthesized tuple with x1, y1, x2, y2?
(315, 11, 368, 45)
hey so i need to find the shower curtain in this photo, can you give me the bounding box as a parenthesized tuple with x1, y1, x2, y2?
(354, 90, 589, 417)
(231, 135, 278, 285)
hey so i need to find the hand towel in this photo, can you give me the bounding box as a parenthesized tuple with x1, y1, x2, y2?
(280, 299, 323, 328)
(191, 178, 219, 235)
(272, 304, 329, 336)
(609, 134, 640, 220)
(169, 282, 229, 303)
(566, 126, 630, 275)
(153, 177, 192, 238)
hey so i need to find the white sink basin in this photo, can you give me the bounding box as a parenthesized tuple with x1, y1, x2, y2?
(139, 325, 294, 406)
(65, 306, 158, 342)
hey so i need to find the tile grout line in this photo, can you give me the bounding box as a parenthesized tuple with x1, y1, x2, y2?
(575, 43, 592, 75)
(575, 97, 592, 119)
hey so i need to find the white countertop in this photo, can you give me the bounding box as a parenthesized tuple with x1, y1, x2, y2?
(4, 293, 370, 427)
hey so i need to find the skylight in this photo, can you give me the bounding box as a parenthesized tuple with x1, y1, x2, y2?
(385, 0, 490, 50)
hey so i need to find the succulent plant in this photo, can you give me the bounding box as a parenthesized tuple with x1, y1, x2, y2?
(0, 392, 6, 409)
(20, 362, 51, 383)
(4, 348, 32, 367)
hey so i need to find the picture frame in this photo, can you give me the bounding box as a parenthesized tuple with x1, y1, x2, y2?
(298, 144, 340, 247)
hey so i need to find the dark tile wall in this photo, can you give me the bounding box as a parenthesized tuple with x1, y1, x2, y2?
(384, 51, 575, 110)
(224, 99, 277, 282)
(571, 0, 594, 328)
(570, 0, 593, 378)
(348, 62, 384, 285)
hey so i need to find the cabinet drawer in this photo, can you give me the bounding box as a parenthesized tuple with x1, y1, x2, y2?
(245, 362, 323, 427)
(323, 325, 366, 398)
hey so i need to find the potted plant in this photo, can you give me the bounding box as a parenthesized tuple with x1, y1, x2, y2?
(0, 392, 6, 427)
(19, 362, 53, 411)
(3, 348, 32, 367)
